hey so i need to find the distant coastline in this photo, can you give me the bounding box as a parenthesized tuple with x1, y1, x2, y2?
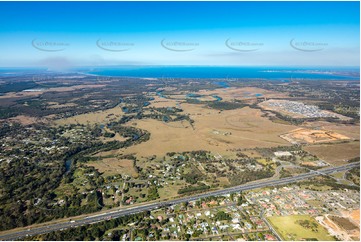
(0, 66, 359, 80)
(83, 66, 359, 80)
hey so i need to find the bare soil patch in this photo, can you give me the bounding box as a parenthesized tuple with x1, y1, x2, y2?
(329, 216, 358, 231)
(280, 128, 350, 144)
(303, 141, 360, 166)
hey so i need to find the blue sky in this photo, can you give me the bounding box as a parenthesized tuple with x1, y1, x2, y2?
(0, 1, 359, 68)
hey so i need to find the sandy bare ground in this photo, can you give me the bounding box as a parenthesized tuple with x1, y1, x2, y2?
(316, 216, 347, 241)
(280, 128, 350, 144)
(303, 121, 360, 140)
(321, 214, 360, 241)
(341, 209, 360, 230)
(350, 209, 360, 225)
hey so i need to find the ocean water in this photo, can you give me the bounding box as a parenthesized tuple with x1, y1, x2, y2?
(83, 66, 359, 80)
(0, 66, 358, 80)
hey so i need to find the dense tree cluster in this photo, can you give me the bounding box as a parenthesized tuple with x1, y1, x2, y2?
(178, 183, 210, 194)
(0, 120, 151, 231)
(24, 211, 150, 241)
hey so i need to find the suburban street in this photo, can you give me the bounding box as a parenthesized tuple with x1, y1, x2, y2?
(0, 162, 359, 241)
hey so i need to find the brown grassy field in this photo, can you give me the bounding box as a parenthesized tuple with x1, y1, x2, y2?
(0, 84, 105, 100)
(196, 87, 288, 102)
(47, 102, 78, 109)
(54, 89, 298, 157)
(55, 105, 125, 125)
(122, 105, 296, 157)
(304, 141, 360, 165)
(53, 87, 359, 161)
(148, 96, 181, 108)
(151, 87, 285, 108)
(242, 150, 263, 158)
(86, 157, 138, 177)
(7, 115, 46, 125)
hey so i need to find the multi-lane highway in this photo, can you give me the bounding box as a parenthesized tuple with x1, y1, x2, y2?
(0, 162, 359, 241)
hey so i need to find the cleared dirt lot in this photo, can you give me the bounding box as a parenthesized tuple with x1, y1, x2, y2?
(280, 128, 350, 144)
(320, 215, 359, 241)
(303, 121, 360, 140)
(304, 141, 360, 166)
(350, 209, 360, 225)
(329, 216, 359, 231)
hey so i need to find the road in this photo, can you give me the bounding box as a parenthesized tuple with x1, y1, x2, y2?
(0, 162, 358, 241)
